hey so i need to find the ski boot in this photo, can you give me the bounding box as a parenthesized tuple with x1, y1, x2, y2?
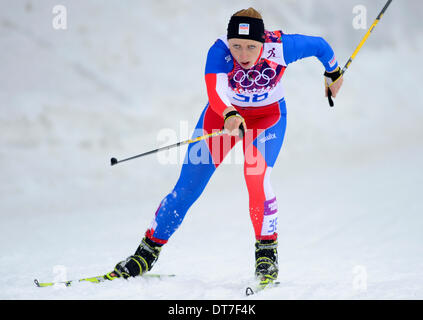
(110, 237, 162, 279)
(255, 239, 278, 288)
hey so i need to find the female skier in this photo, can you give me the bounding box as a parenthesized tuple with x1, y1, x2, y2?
(109, 8, 343, 285)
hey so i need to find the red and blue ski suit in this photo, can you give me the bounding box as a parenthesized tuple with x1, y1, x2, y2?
(146, 30, 339, 244)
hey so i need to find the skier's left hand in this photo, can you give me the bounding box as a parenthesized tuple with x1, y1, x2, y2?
(324, 67, 343, 98)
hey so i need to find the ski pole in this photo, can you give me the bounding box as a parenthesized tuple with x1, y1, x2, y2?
(328, 0, 393, 107)
(110, 129, 226, 166)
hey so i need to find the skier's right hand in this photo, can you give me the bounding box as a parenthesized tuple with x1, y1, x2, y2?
(223, 107, 246, 138)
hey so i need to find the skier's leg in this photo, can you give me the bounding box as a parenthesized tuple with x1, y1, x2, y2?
(240, 99, 287, 281)
(242, 99, 287, 242)
(114, 103, 240, 278)
(145, 103, 240, 244)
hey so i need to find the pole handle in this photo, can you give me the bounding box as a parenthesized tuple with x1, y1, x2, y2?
(327, 88, 334, 107)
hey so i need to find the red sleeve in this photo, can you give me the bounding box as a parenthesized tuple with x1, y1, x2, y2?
(205, 73, 230, 118)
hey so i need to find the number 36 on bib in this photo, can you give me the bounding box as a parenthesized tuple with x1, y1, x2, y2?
(233, 92, 269, 103)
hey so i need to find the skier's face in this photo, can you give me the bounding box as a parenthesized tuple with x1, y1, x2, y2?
(228, 38, 263, 69)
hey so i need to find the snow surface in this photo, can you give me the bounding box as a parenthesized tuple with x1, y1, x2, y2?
(1, 0, 422, 300)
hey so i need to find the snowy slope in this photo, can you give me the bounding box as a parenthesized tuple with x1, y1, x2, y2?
(1, 0, 422, 299)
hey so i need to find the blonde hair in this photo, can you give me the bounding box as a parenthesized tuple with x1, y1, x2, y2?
(233, 7, 263, 19)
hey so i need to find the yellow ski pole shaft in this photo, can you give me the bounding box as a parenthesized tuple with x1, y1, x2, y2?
(328, 0, 393, 106)
(341, 0, 393, 74)
(110, 129, 226, 166)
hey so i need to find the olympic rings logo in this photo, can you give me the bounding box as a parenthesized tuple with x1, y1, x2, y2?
(233, 68, 277, 88)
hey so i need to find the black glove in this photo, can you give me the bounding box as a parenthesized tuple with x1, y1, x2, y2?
(224, 110, 246, 138)
(324, 66, 342, 107)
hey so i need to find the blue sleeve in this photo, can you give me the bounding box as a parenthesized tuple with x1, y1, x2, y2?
(205, 39, 233, 75)
(282, 34, 338, 71)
